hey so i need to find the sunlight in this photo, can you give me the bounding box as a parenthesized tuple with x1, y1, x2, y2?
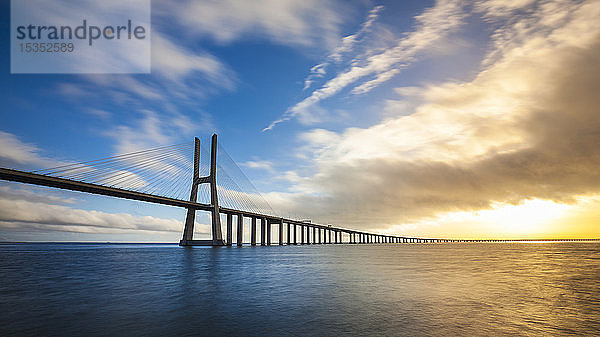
(480, 199, 572, 235)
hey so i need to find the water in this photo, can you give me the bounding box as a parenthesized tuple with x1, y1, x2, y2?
(1, 242, 599, 336)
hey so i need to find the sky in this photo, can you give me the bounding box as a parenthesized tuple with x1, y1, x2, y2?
(1, 0, 599, 242)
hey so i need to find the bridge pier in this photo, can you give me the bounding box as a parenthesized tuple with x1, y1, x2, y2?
(180, 135, 225, 246)
(287, 223, 291, 245)
(301, 225, 305, 244)
(312, 227, 316, 245)
(304, 226, 309, 244)
(293, 224, 297, 245)
(226, 213, 233, 246)
(261, 218, 266, 246)
(279, 220, 284, 245)
(251, 217, 257, 246)
(267, 220, 272, 245)
(237, 214, 243, 246)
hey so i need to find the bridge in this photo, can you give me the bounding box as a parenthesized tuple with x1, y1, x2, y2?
(0, 135, 596, 245)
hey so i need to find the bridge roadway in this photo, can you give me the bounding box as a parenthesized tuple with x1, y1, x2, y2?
(1, 167, 598, 246)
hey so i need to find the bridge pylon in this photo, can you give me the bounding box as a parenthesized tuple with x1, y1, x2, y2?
(179, 134, 225, 246)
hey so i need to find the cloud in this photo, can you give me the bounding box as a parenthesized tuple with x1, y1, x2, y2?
(0, 185, 76, 205)
(266, 0, 600, 233)
(302, 5, 385, 90)
(161, 0, 343, 48)
(151, 33, 234, 89)
(241, 160, 274, 172)
(0, 131, 61, 169)
(265, 0, 466, 131)
(0, 186, 208, 235)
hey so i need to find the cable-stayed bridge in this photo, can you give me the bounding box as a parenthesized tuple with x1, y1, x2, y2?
(0, 135, 593, 245)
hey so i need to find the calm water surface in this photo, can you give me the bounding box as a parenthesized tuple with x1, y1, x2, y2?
(1, 242, 599, 336)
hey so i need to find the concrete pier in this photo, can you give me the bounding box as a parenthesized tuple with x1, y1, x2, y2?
(251, 217, 257, 246)
(293, 224, 297, 244)
(279, 220, 284, 245)
(267, 220, 271, 245)
(226, 213, 233, 246)
(237, 214, 243, 246)
(261, 218, 266, 246)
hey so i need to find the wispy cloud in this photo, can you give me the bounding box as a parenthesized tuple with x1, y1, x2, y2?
(0, 131, 62, 169)
(0, 194, 202, 235)
(265, 0, 466, 131)
(161, 0, 343, 48)
(302, 5, 385, 91)
(241, 160, 275, 172)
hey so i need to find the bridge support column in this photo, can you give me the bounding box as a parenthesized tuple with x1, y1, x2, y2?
(304, 226, 308, 244)
(287, 223, 291, 245)
(237, 214, 243, 246)
(209, 135, 224, 246)
(267, 220, 271, 245)
(301, 225, 305, 244)
(226, 213, 233, 246)
(308, 226, 311, 244)
(328, 230, 331, 244)
(318, 228, 321, 244)
(181, 138, 201, 245)
(293, 224, 297, 244)
(279, 220, 284, 245)
(251, 217, 257, 246)
(261, 218, 266, 246)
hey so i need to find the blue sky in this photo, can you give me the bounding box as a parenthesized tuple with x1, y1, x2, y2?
(1, 0, 600, 241)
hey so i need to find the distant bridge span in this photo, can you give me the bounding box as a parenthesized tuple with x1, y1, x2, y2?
(0, 135, 597, 246)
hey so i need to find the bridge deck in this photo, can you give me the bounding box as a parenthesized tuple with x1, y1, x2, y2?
(0, 168, 212, 211)
(1, 167, 597, 244)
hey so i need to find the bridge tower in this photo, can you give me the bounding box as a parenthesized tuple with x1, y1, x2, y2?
(180, 134, 225, 246)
